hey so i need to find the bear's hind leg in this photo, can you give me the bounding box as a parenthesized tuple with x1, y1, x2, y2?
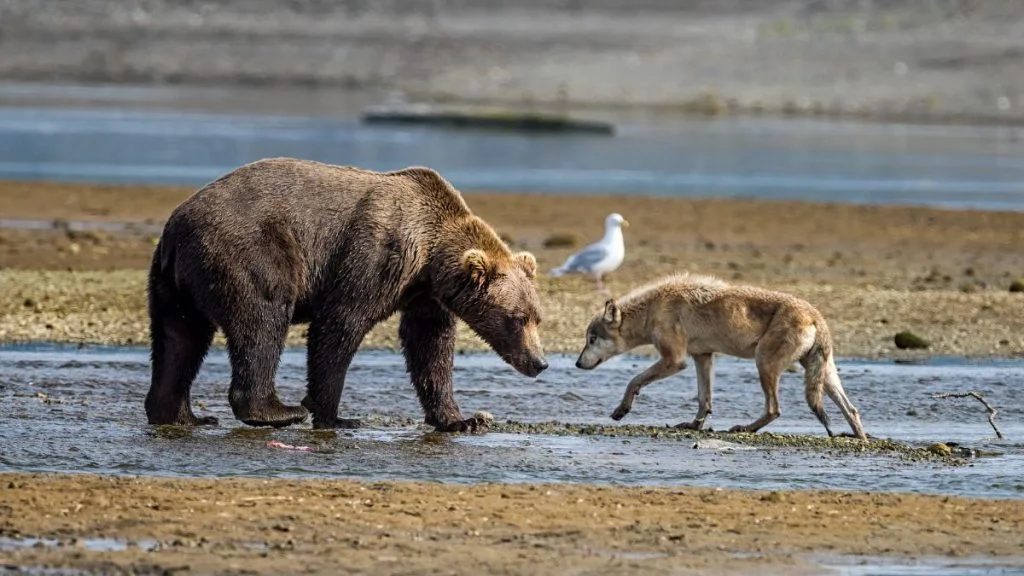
(224, 303, 308, 428)
(145, 273, 217, 426)
(399, 295, 486, 433)
(304, 312, 371, 429)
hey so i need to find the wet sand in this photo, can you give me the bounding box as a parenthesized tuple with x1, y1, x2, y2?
(2, 180, 1024, 359)
(1, 472, 1022, 576)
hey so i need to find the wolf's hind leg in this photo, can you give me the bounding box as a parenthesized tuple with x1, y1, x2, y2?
(675, 353, 713, 430)
(823, 360, 868, 440)
(728, 323, 806, 434)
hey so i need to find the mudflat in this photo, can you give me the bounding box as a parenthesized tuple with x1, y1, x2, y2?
(2, 180, 1023, 359)
(1, 472, 1021, 576)
(2, 181, 1023, 575)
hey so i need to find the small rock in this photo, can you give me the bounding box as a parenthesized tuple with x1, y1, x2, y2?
(927, 443, 952, 457)
(894, 331, 929, 350)
(542, 233, 580, 249)
(1009, 279, 1024, 293)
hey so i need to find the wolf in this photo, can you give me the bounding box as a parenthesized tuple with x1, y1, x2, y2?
(574, 273, 868, 440)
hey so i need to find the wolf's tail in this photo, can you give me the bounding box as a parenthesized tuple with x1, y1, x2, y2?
(801, 319, 835, 437)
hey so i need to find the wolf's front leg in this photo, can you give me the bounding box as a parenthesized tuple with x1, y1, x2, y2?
(674, 353, 714, 430)
(611, 356, 687, 421)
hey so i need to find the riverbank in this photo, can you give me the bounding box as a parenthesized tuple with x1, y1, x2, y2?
(2, 1, 1024, 127)
(1, 180, 1023, 359)
(0, 472, 1021, 576)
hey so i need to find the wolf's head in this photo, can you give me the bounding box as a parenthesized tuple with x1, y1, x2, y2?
(575, 299, 628, 369)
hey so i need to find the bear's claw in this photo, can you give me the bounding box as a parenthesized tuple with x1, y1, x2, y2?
(435, 416, 489, 434)
(146, 410, 219, 427)
(238, 401, 309, 429)
(310, 418, 362, 430)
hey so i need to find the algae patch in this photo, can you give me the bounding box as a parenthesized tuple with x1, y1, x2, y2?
(489, 420, 966, 464)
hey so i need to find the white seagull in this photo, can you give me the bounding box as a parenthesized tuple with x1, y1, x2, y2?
(548, 213, 629, 293)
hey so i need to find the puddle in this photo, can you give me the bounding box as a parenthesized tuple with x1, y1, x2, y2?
(1, 343, 1022, 498)
(815, 554, 1024, 575)
(0, 537, 158, 553)
(0, 218, 163, 234)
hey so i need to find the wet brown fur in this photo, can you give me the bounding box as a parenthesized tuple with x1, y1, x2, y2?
(146, 157, 547, 432)
(575, 273, 867, 440)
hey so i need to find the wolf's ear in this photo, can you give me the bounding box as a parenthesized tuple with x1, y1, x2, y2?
(461, 248, 491, 286)
(602, 299, 622, 327)
(514, 251, 537, 279)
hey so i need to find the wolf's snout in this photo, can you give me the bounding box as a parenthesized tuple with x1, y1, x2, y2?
(575, 355, 599, 370)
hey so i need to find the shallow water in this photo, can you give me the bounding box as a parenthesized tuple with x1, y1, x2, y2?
(2, 83, 1024, 210)
(1, 343, 1021, 498)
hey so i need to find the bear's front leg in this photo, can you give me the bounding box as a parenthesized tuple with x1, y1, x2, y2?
(400, 295, 486, 433)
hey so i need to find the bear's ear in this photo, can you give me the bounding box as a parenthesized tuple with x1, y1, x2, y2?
(514, 251, 538, 279)
(461, 248, 492, 285)
(602, 299, 622, 327)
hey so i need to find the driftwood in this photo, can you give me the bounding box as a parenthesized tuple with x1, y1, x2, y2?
(933, 391, 1004, 440)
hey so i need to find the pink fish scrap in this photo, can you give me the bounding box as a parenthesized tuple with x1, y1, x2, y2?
(266, 440, 315, 452)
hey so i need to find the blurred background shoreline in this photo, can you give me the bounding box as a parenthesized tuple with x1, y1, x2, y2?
(2, 0, 1024, 126)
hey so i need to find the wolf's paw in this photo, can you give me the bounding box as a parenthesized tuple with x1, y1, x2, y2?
(610, 406, 630, 421)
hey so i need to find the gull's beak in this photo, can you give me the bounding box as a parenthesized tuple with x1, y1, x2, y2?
(621, 219, 630, 228)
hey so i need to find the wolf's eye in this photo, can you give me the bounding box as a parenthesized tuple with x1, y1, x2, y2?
(587, 333, 596, 345)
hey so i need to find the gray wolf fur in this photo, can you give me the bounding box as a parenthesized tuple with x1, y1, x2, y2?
(574, 273, 868, 440)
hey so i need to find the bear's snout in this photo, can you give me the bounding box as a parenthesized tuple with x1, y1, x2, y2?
(531, 357, 549, 374)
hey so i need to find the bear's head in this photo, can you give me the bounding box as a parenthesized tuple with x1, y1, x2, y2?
(443, 244, 548, 378)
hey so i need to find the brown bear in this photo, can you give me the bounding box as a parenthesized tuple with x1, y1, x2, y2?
(145, 157, 548, 432)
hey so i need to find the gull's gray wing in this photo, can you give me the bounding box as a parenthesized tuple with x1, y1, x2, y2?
(562, 242, 610, 273)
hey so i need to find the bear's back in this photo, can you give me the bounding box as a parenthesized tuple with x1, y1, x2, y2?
(186, 157, 464, 213)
